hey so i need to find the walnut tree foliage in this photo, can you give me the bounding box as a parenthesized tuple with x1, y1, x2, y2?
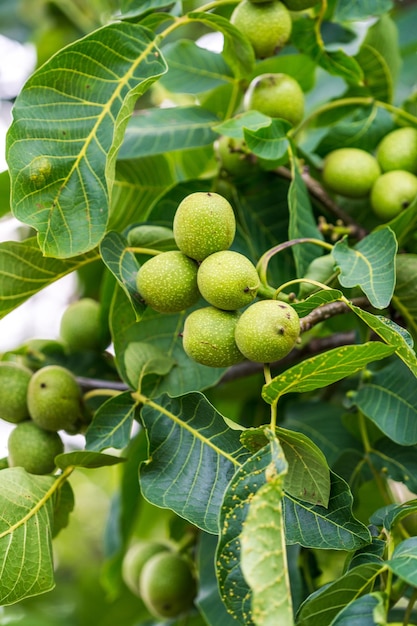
(2, 0, 417, 624)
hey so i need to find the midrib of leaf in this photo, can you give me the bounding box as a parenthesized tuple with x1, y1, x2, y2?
(135, 394, 241, 467)
(46, 34, 164, 234)
(0, 467, 73, 540)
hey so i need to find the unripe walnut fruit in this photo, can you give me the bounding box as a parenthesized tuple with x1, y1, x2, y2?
(322, 148, 381, 198)
(376, 127, 417, 174)
(136, 251, 199, 313)
(8, 420, 64, 475)
(197, 250, 259, 310)
(60, 298, 104, 352)
(234, 300, 300, 363)
(183, 307, 244, 367)
(140, 551, 197, 619)
(370, 170, 417, 221)
(27, 365, 84, 433)
(122, 541, 169, 596)
(244, 73, 305, 126)
(0, 362, 32, 424)
(173, 192, 236, 261)
(230, 0, 292, 59)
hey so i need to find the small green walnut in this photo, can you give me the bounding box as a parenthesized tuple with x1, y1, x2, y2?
(197, 250, 260, 310)
(173, 192, 236, 261)
(122, 541, 170, 597)
(244, 73, 305, 126)
(215, 136, 252, 177)
(60, 298, 105, 352)
(322, 148, 381, 198)
(230, 0, 292, 59)
(140, 551, 197, 619)
(376, 127, 417, 174)
(234, 300, 300, 363)
(0, 362, 32, 424)
(371, 170, 417, 221)
(136, 251, 200, 313)
(8, 420, 64, 475)
(27, 365, 84, 433)
(182, 307, 244, 367)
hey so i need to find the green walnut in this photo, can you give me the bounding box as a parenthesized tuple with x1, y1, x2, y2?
(173, 192, 236, 261)
(140, 551, 197, 619)
(322, 148, 381, 198)
(234, 300, 300, 363)
(215, 135, 252, 177)
(136, 251, 200, 313)
(27, 365, 84, 433)
(0, 362, 32, 424)
(376, 127, 417, 174)
(371, 170, 417, 221)
(243, 73, 305, 127)
(197, 250, 260, 310)
(60, 298, 104, 352)
(230, 0, 292, 59)
(122, 541, 170, 597)
(8, 420, 64, 475)
(183, 307, 244, 368)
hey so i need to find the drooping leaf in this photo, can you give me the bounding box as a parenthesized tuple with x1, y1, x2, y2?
(100, 231, 145, 318)
(240, 474, 293, 625)
(139, 392, 249, 534)
(123, 341, 176, 391)
(333, 228, 397, 309)
(352, 358, 417, 445)
(295, 563, 384, 626)
(292, 289, 343, 317)
(55, 451, 125, 469)
(288, 160, 324, 278)
(214, 111, 271, 139)
(284, 472, 371, 550)
(262, 342, 395, 405)
(387, 537, 417, 586)
(0, 468, 57, 605)
(0, 238, 98, 320)
(85, 392, 140, 452)
(7, 22, 167, 258)
(334, 0, 394, 21)
(243, 119, 290, 162)
(119, 106, 219, 159)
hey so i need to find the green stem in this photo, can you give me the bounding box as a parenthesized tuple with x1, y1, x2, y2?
(127, 247, 163, 256)
(83, 388, 122, 402)
(274, 277, 334, 299)
(404, 587, 417, 625)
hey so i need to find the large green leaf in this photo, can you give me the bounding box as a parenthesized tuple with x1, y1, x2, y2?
(240, 468, 293, 625)
(334, 0, 393, 20)
(7, 23, 167, 258)
(355, 44, 392, 103)
(243, 120, 290, 162)
(370, 437, 417, 494)
(262, 342, 395, 405)
(284, 472, 371, 550)
(295, 563, 384, 626)
(85, 392, 140, 452)
(333, 228, 397, 309)
(387, 538, 417, 586)
(321, 592, 386, 626)
(0, 468, 58, 605)
(0, 238, 98, 320)
(139, 392, 249, 534)
(118, 106, 219, 158)
(352, 359, 417, 445)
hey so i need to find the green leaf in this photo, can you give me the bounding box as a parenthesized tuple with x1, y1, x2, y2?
(288, 161, 324, 278)
(0, 238, 98, 320)
(214, 111, 271, 139)
(240, 476, 293, 625)
(327, 592, 386, 626)
(0, 468, 57, 605)
(139, 392, 249, 534)
(387, 537, 417, 586)
(85, 392, 139, 452)
(100, 231, 145, 318)
(119, 106, 219, 159)
(123, 341, 176, 390)
(352, 359, 417, 445)
(243, 120, 290, 162)
(292, 289, 343, 317)
(295, 563, 384, 626)
(284, 472, 371, 550)
(0, 170, 11, 218)
(371, 501, 417, 532)
(160, 40, 234, 94)
(188, 12, 255, 79)
(355, 44, 392, 103)
(334, 0, 393, 20)
(345, 303, 417, 376)
(240, 426, 331, 507)
(262, 342, 395, 405)
(217, 444, 284, 625)
(333, 228, 398, 309)
(55, 451, 125, 469)
(51, 480, 75, 538)
(393, 254, 417, 342)
(370, 437, 417, 494)
(121, 0, 175, 18)
(7, 22, 167, 258)
(291, 18, 363, 85)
